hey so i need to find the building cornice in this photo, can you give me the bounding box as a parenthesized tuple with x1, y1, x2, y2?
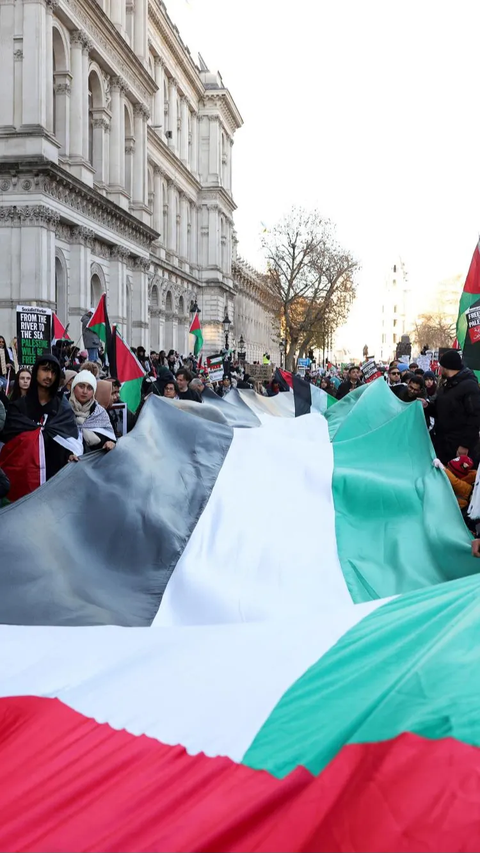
(0, 159, 158, 249)
(233, 257, 281, 311)
(199, 186, 237, 214)
(58, 0, 157, 104)
(148, 0, 205, 99)
(201, 90, 243, 135)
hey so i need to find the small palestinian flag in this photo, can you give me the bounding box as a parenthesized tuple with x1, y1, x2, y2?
(109, 326, 145, 413)
(52, 313, 70, 342)
(456, 239, 480, 377)
(87, 293, 111, 347)
(206, 353, 224, 380)
(189, 312, 203, 356)
(274, 367, 293, 391)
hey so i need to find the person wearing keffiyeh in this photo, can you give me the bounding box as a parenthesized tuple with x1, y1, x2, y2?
(68, 370, 116, 453)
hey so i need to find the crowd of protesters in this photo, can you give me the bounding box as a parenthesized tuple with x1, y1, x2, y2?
(0, 326, 269, 505)
(3, 327, 480, 559)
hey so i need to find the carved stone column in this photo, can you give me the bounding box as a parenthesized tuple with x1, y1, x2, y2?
(168, 78, 177, 152)
(132, 256, 150, 348)
(132, 103, 149, 212)
(180, 97, 189, 164)
(0, 0, 15, 131)
(179, 192, 188, 260)
(153, 166, 163, 237)
(110, 245, 130, 329)
(153, 58, 165, 137)
(108, 77, 128, 209)
(53, 73, 72, 156)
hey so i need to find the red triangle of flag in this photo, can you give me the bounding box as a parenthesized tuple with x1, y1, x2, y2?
(189, 313, 201, 333)
(87, 294, 107, 328)
(115, 331, 145, 383)
(53, 313, 70, 340)
(464, 241, 480, 295)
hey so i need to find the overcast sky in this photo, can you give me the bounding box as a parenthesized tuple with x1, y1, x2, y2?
(167, 0, 479, 349)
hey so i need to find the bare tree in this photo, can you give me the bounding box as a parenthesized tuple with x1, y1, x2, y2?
(263, 208, 358, 370)
(410, 313, 456, 351)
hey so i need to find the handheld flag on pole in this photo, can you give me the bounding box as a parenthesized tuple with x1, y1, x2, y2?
(52, 314, 70, 342)
(109, 326, 145, 414)
(189, 312, 203, 356)
(456, 238, 480, 380)
(87, 293, 111, 348)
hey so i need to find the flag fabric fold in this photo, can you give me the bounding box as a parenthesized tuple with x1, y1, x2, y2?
(2, 376, 480, 852)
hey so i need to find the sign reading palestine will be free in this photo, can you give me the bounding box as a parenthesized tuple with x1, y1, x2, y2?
(16, 305, 52, 367)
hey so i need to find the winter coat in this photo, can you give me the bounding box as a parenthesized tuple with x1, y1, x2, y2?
(429, 368, 480, 461)
(336, 380, 362, 400)
(81, 312, 100, 349)
(445, 468, 477, 510)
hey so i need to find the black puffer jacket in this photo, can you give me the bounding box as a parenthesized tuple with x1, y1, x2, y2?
(430, 368, 480, 459)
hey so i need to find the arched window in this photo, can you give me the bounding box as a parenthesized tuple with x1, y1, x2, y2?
(151, 284, 159, 308)
(90, 273, 103, 309)
(55, 253, 68, 324)
(165, 290, 173, 312)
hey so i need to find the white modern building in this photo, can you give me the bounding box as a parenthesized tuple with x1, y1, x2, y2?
(377, 259, 413, 362)
(0, 0, 279, 361)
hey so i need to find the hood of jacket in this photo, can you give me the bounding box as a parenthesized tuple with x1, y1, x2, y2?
(27, 353, 62, 402)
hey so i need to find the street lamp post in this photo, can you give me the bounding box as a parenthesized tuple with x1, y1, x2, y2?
(222, 309, 232, 376)
(223, 310, 231, 351)
(279, 338, 286, 368)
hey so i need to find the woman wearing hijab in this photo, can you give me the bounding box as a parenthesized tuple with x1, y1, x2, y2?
(68, 370, 116, 453)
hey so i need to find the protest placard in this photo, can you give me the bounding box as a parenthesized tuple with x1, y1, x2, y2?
(16, 305, 52, 367)
(361, 358, 382, 383)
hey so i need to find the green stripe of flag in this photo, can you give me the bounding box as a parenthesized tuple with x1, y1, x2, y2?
(243, 571, 480, 777)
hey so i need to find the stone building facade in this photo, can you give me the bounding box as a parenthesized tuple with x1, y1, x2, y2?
(0, 0, 280, 362)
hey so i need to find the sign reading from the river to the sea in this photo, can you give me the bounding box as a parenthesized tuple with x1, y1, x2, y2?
(16, 305, 52, 367)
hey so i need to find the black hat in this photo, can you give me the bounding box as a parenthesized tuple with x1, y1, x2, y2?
(439, 350, 463, 371)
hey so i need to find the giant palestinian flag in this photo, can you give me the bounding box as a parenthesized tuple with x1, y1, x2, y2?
(1, 377, 480, 850)
(0, 378, 475, 624)
(457, 238, 480, 378)
(0, 575, 480, 851)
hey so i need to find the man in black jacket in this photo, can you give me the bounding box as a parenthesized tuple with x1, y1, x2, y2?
(336, 366, 363, 400)
(176, 368, 201, 402)
(429, 350, 480, 463)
